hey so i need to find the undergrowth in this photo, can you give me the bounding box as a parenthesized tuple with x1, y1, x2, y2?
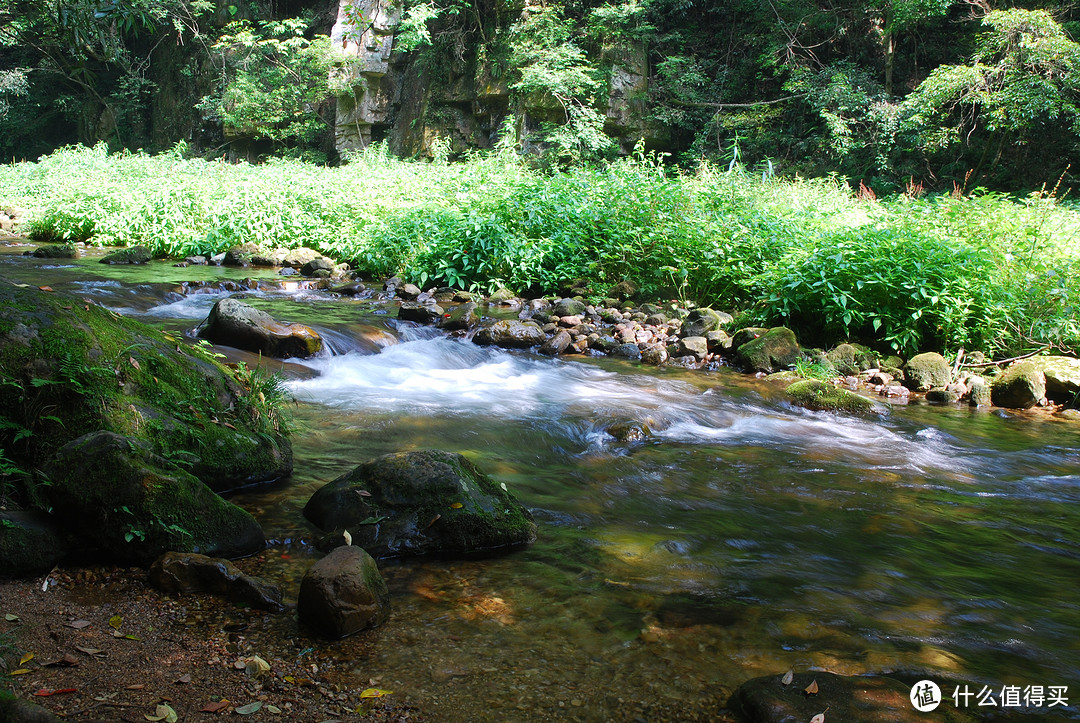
(1, 142, 1078, 358)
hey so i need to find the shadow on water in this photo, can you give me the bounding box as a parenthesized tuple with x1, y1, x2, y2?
(5, 245, 1079, 720)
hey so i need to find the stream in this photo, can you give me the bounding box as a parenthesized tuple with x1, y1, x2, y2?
(3, 243, 1079, 721)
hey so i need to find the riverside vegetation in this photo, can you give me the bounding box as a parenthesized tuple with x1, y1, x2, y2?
(2, 142, 1078, 362)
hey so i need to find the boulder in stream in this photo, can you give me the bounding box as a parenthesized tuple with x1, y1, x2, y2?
(298, 544, 390, 638)
(0, 283, 292, 495)
(100, 244, 152, 264)
(44, 431, 265, 565)
(902, 352, 951, 391)
(786, 379, 880, 414)
(990, 360, 1046, 409)
(1030, 355, 1080, 403)
(736, 326, 800, 373)
(200, 297, 323, 359)
(304, 449, 537, 559)
(398, 301, 445, 325)
(473, 320, 546, 348)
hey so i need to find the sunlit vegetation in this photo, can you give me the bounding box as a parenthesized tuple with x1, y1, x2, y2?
(3, 142, 1078, 359)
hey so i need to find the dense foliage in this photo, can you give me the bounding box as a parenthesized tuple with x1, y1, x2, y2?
(3, 143, 1078, 358)
(2, 1, 1080, 189)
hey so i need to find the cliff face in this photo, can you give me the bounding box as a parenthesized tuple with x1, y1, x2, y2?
(326, 0, 658, 159)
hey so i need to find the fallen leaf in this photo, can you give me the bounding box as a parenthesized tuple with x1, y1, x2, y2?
(235, 701, 263, 715)
(34, 688, 77, 697)
(38, 286, 53, 292)
(449, 502, 463, 509)
(425, 514, 441, 529)
(359, 688, 394, 699)
(805, 680, 819, 695)
(342, 529, 352, 546)
(4, 614, 18, 622)
(243, 655, 270, 678)
(782, 669, 794, 685)
(175, 674, 191, 684)
(19, 653, 33, 666)
(67, 620, 91, 629)
(44, 653, 79, 667)
(266, 704, 282, 714)
(357, 489, 372, 497)
(144, 703, 178, 722)
(126, 684, 145, 690)
(198, 700, 229, 713)
(75, 647, 105, 657)
(9, 669, 31, 676)
(810, 714, 825, 723)
(109, 615, 122, 630)
(129, 357, 140, 370)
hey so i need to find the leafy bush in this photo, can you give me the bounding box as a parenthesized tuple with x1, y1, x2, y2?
(2, 142, 1078, 358)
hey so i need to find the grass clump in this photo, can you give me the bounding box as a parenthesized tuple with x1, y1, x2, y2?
(1, 143, 1078, 359)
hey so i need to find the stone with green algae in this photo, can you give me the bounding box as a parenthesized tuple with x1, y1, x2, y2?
(786, 379, 880, 414)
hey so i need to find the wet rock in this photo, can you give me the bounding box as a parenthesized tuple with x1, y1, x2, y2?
(705, 329, 732, 352)
(991, 360, 1046, 409)
(606, 421, 651, 442)
(439, 301, 480, 331)
(539, 330, 572, 356)
(397, 283, 422, 300)
(681, 308, 731, 337)
(1060, 408, 1080, 420)
(591, 335, 620, 353)
(100, 244, 151, 264)
(552, 298, 586, 317)
(607, 280, 639, 301)
(926, 387, 960, 404)
(300, 257, 335, 276)
(487, 288, 518, 304)
(676, 336, 708, 360)
(826, 343, 876, 375)
(903, 352, 951, 391)
(149, 551, 284, 611)
(786, 379, 879, 414)
(0, 510, 66, 576)
(558, 314, 582, 328)
(641, 344, 668, 366)
(868, 370, 894, 386)
(736, 327, 800, 373)
(32, 243, 79, 259)
(731, 671, 972, 723)
(298, 545, 389, 639)
(223, 242, 259, 266)
(251, 248, 287, 267)
(965, 375, 992, 407)
(200, 297, 323, 358)
(612, 342, 642, 360)
(184, 255, 208, 265)
(398, 301, 445, 325)
(332, 281, 368, 296)
(304, 449, 537, 559)
(44, 432, 264, 565)
(473, 320, 546, 348)
(1030, 356, 1080, 403)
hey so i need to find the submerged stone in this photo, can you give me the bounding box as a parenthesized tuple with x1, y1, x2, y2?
(304, 449, 537, 559)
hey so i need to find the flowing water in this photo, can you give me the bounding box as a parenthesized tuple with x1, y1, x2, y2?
(4, 244, 1080, 720)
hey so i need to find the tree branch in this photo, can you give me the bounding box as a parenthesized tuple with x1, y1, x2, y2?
(667, 93, 807, 110)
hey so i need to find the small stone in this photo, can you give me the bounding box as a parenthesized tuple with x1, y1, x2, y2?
(298, 546, 389, 639)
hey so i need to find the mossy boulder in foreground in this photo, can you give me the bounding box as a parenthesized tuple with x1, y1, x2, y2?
(903, 352, 951, 391)
(304, 449, 537, 559)
(786, 379, 880, 414)
(0, 282, 292, 494)
(45, 431, 264, 565)
(736, 326, 800, 373)
(991, 360, 1046, 409)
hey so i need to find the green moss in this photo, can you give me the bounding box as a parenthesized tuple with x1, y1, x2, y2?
(737, 326, 801, 372)
(786, 379, 879, 414)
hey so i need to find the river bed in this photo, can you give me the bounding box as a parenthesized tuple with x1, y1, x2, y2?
(3, 244, 1079, 721)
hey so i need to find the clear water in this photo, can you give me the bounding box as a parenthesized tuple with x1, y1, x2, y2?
(4, 245, 1079, 720)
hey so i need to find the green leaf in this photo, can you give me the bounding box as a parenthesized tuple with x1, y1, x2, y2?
(235, 702, 263, 715)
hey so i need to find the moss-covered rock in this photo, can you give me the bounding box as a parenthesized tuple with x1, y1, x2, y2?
(31, 243, 79, 259)
(223, 242, 260, 266)
(825, 343, 877, 375)
(991, 360, 1046, 409)
(730, 327, 769, 348)
(438, 301, 480, 331)
(786, 379, 879, 414)
(473, 320, 546, 348)
(100, 244, 152, 264)
(0, 282, 292, 493)
(552, 297, 586, 317)
(0, 510, 66, 576)
(200, 297, 323, 358)
(304, 450, 537, 559)
(681, 307, 731, 337)
(902, 352, 951, 391)
(1030, 355, 1080, 403)
(736, 326, 800, 372)
(44, 431, 264, 564)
